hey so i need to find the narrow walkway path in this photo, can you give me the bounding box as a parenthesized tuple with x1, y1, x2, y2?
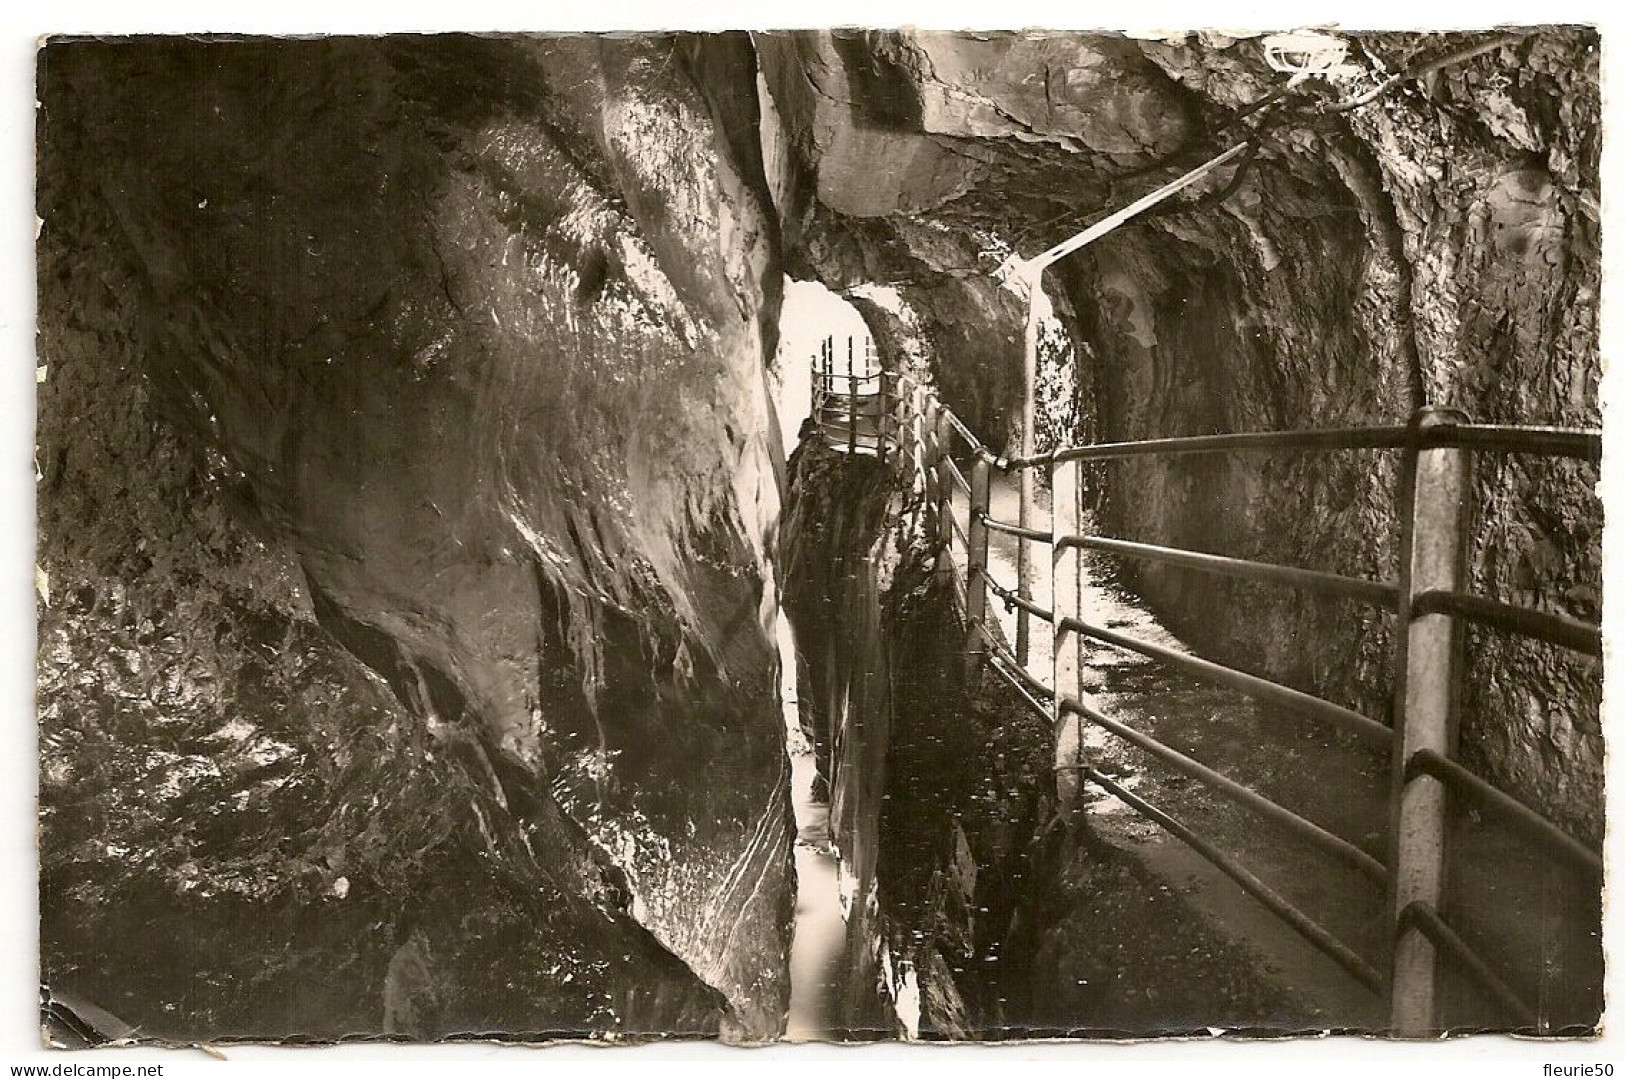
(955, 468, 1598, 1027)
(959, 471, 1386, 1024)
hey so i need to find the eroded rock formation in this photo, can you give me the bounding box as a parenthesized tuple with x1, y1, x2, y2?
(37, 26, 1602, 1045)
(39, 34, 790, 1041)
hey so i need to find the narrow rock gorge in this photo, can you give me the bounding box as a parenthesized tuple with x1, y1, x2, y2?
(37, 27, 1601, 1044)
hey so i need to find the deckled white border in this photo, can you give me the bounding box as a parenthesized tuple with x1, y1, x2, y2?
(1, 0, 1619, 1072)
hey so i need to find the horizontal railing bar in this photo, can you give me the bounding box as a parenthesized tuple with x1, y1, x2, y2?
(944, 455, 973, 495)
(816, 387, 888, 399)
(1058, 695, 1388, 882)
(1397, 902, 1539, 1028)
(818, 441, 892, 453)
(1411, 589, 1601, 658)
(987, 576, 1055, 624)
(938, 408, 998, 463)
(816, 422, 894, 438)
(816, 395, 890, 408)
(1015, 426, 1412, 468)
(815, 398, 887, 413)
(1010, 422, 1603, 471)
(1407, 749, 1601, 877)
(816, 411, 897, 429)
(1424, 424, 1601, 462)
(985, 649, 1056, 720)
(812, 414, 903, 432)
(947, 510, 968, 544)
(815, 428, 891, 448)
(984, 634, 1055, 701)
(814, 370, 886, 383)
(980, 512, 1053, 544)
(1084, 767, 1384, 994)
(1059, 617, 1393, 747)
(1061, 534, 1401, 609)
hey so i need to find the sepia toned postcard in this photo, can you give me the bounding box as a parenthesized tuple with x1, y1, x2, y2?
(32, 21, 1604, 1050)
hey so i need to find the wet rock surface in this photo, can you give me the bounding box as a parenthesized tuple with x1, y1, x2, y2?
(778, 437, 898, 1035)
(39, 34, 790, 1041)
(36, 28, 1601, 1046)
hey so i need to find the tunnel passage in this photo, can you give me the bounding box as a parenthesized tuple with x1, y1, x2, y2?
(35, 26, 1601, 1046)
(760, 29, 1603, 850)
(765, 25, 1600, 1038)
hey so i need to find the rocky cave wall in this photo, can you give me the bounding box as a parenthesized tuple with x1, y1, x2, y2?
(38, 33, 793, 1041)
(756, 27, 1603, 841)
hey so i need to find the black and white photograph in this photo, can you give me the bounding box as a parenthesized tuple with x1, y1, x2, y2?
(22, 7, 1612, 1058)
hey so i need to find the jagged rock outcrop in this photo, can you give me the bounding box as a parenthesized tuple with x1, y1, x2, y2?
(38, 33, 791, 1040)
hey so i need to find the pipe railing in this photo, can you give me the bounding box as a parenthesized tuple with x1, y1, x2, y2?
(806, 336, 1600, 1035)
(1055, 693, 1389, 882)
(979, 513, 1050, 544)
(1086, 767, 1387, 994)
(1410, 589, 1602, 658)
(985, 575, 1054, 625)
(1059, 533, 1402, 609)
(1396, 902, 1540, 1028)
(1057, 615, 1393, 747)
(1405, 749, 1601, 878)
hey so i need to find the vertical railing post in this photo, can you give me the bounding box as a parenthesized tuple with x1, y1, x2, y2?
(1015, 286, 1041, 666)
(847, 337, 858, 457)
(816, 337, 829, 436)
(916, 388, 929, 494)
(877, 368, 890, 465)
(964, 458, 991, 676)
(1051, 456, 1085, 812)
(922, 398, 942, 565)
(934, 410, 956, 579)
(920, 395, 940, 530)
(1388, 406, 1471, 1037)
(910, 386, 927, 528)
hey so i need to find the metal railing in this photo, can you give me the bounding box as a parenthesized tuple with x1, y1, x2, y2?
(805, 335, 1603, 1035)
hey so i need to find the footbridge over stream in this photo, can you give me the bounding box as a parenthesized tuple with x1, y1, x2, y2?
(808, 335, 1604, 1037)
